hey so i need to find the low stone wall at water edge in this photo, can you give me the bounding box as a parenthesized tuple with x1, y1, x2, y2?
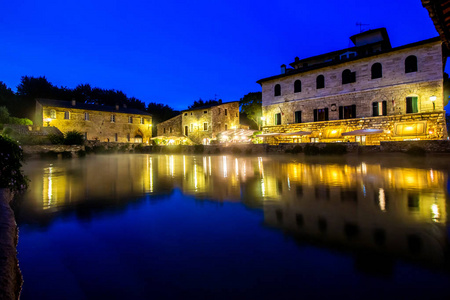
(0, 189, 22, 300)
(22, 145, 85, 158)
(380, 140, 450, 153)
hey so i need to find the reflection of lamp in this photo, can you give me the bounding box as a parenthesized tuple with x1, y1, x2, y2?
(430, 95, 436, 110)
(45, 118, 52, 126)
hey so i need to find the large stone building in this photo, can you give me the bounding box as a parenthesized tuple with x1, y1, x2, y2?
(257, 28, 448, 145)
(36, 99, 152, 143)
(157, 101, 240, 144)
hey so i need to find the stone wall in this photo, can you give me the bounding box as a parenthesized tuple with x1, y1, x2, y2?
(260, 111, 447, 145)
(39, 104, 152, 143)
(0, 189, 22, 300)
(22, 145, 85, 155)
(157, 115, 183, 137)
(261, 40, 443, 112)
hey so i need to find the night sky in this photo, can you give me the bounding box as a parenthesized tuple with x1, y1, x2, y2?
(1, 0, 447, 110)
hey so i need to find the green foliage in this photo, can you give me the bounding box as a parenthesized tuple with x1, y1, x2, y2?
(0, 106, 10, 123)
(8, 117, 33, 125)
(64, 130, 84, 145)
(239, 92, 262, 129)
(406, 146, 427, 156)
(188, 99, 219, 110)
(47, 133, 65, 144)
(0, 136, 28, 191)
(0, 106, 33, 125)
(321, 144, 347, 155)
(304, 144, 320, 155)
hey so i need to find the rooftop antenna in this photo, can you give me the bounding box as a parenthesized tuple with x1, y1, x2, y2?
(356, 22, 370, 33)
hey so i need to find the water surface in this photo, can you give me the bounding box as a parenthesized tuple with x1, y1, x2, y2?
(15, 154, 450, 299)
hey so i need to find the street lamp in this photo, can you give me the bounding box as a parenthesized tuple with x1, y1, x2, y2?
(260, 116, 266, 131)
(430, 95, 437, 111)
(44, 118, 52, 127)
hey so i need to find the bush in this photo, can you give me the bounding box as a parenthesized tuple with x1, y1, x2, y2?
(0, 136, 28, 191)
(304, 144, 320, 156)
(406, 146, 427, 156)
(321, 144, 347, 155)
(64, 130, 84, 145)
(8, 117, 33, 125)
(48, 133, 64, 145)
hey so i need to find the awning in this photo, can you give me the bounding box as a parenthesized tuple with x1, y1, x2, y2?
(280, 131, 312, 136)
(342, 129, 384, 136)
(255, 133, 282, 137)
(151, 135, 186, 140)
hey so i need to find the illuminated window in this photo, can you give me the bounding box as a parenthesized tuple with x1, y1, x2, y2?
(406, 97, 418, 113)
(342, 69, 356, 84)
(111, 115, 115, 122)
(294, 111, 302, 123)
(294, 80, 302, 93)
(372, 101, 387, 116)
(316, 75, 325, 89)
(339, 105, 356, 119)
(313, 108, 328, 121)
(128, 116, 133, 123)
(274, 113, 281, 125)
(140, 117, 144, 124)
(64, 111, 70, 119)
(274, 84, 281, 96)
(203, 122, 208, 131)
(50, 109, 56, 119)
(405, 55, 417, 73)
(371, 63, 382, 79)
(84, 112, 89, 121)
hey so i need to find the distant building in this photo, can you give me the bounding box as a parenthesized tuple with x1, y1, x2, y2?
(257, 28, 448, 145)
(157, 101, 240, 144)
(36, 99, 152, 143)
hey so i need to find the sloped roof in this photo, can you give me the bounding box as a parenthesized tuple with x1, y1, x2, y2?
(36, 98, 152, 116)
(181, 101, 239, 112)
(422, 0, 450, 52)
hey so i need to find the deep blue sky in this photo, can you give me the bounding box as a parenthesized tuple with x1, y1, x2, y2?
(1, 0, 447, 110)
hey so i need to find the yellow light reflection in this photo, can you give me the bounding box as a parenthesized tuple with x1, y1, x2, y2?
(223, 156, 227, 178)
(431, 203, 440, 222)
(378, 188, 386, 211)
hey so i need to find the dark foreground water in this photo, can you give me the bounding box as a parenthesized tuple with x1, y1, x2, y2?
(14, 154, 450, 299)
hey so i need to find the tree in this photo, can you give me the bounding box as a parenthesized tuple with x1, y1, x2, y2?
(239, 92, 262, 129)
(188, 98, 219, 110)
(0, 82, 15, 114)
(16, 76, 57, 118)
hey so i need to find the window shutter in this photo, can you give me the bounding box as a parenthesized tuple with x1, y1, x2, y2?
(372, 102, 378, 116)
(339, 106, 344, 119)
(382, 101, 387, 116)
(314, 109, 318, 122)
(351, 105, 356, 118)
(325, 108, 329, 121)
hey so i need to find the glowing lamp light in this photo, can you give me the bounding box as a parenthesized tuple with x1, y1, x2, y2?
(429, 95, 437, 102)
(261, 117, 266, 121)
(44, 118, 52, 126)
(428, 130, 433, 135)
(331, 130, 337, 134)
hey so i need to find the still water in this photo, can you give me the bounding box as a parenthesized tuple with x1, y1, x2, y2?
(15, 154, 450, 299)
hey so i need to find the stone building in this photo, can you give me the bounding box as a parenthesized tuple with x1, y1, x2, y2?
(157, 101, 240, 144)
(257, 28, 448, 145)
(36, 99, 152, 143)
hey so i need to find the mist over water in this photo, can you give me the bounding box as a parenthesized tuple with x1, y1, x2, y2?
(15, 154, 450, 299)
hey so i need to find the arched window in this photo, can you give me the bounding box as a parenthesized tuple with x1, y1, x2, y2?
(50, 109, 56, 119)
(316, 75, 324, 89)
(294, 80, 302, 93)
(342, 69, 356, 84)
(405, 55, 417, 73)
(274, 84, 281, 96)
(371, 63, 382, 79)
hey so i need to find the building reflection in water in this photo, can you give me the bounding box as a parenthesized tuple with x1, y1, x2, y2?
(20, 154, 450, 270)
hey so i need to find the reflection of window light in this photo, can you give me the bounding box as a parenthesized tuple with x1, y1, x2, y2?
(183, 155, 186, 178)
(258, 157, 264, 178)
(430, 169, 434, 182)
(149, 157, 153, 193)
(361, 162, 367, 174)
(431, 203, 440, 222)
(261, 179, 265, 197)
(208, 156, 211, 176)
(235, 158, 239, 177)
(223, 156, 227, 178)
(194, 164, 198, 191)
(379, 188, 386, 211)
(287, 176, 291, 190)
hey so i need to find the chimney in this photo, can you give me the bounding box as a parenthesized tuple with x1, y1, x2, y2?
(280, 64, 286, 74)
(115, 104, 119, 110)
(219, 99, 222, 104)
(295, 57, 299, 62)
(71, 99, 76, 106)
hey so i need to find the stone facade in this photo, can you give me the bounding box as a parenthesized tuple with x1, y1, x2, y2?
(258, 30, 447, 145)
(158, 101, 240, 144)
(36, 99, 152, 143)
